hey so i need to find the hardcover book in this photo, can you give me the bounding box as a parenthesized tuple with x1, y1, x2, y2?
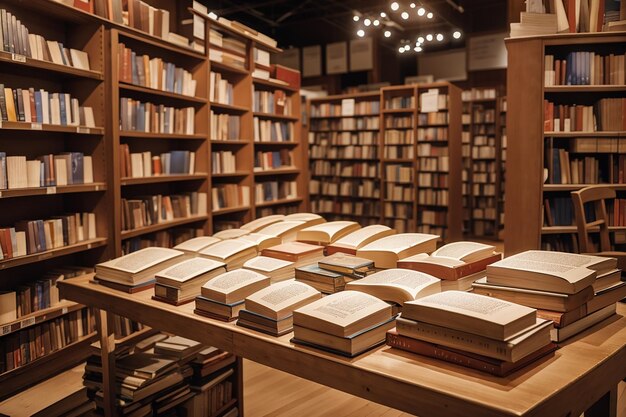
(326, 224, 396, 255)
(356, 233, 439, 268)
(346, 269, 441, 305)
(95, 247, 185, 285)
(296, 220, 361, 246)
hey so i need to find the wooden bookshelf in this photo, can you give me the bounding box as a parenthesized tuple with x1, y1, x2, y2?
(505, 32, 626, 255)
(499, 96, 507, 239)
(308, 91, 381, 225)
(461, 94, 472, 235)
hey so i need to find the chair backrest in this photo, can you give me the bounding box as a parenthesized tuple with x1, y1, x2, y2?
(571, 186, 616, 253)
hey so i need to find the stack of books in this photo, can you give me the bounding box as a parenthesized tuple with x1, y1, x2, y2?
(480, 250, 625, 343)
(261, 241, 325, 269)
(194, 270, 270, 321)
(237, 280, 321, 335)
(242, 256, 294, 283)
(294, 253, 375, 294)
(94, 247, 185, 293)
(236, 233, 282, 251)
(388, 291, 556, 377)
(153, 258, 226, 305)
(292, 291, 394, 357)
(398, 241, 502, 291)
(188, 347, 238, 417)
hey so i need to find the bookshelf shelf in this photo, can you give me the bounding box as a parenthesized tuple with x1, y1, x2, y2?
(0, 183, 107, 199)
(0, 301, 84, 338)
(211, 140, 249, 146)
(0, 238, 108, 271)
(254, 168, 299, 176)
(0, 52, 104, 80)
(120, 174, 208, 186)
(117, 28, 205, 60)
(252, 112, 299, 121)
(544, 85, 626, 93)
(255, 197, 303, 208)
(212, 206, 252, 216)
(253, 141, 299, 147)
(119, 131, 206, 140)
(119, 82, 207, 104)
(252, 77, 297, 92)
(209, 102, 249, 113)
(0, 122, 104, 135)
(210, 61, 249, 75)
(382, 108, 415, 114)
(120, 215, 209, 240)
(211, 171, 250, 178)
(543, 184, 626, 192)
(544, 131, 626, 137)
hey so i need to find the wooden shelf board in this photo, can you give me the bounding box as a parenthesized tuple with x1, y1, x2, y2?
(209, 102, 249, 113)
(119, 131, 206, 140)
(544, 85, 626, 93)
(0, 238, 107, 271)
(255, 197, 303, 208)
(542, 225, 626, 234)
(382, 158, 414, 163)
(212, 206, 251, 216)
(0, 301, 85, 337)
(254, 168, 299, 176)
(310, 128, 381, 133)
(211, 171, 250, 178)
(0, 183, 106, 199)
(309, 157, 378, 161)
(121, 215, 208, 239)
(544, 131, 626, 137)
(252, 77, 297, 92)
(210, 139, 249, 146)
(544, 184, 626, 192)
(382, 108, 415, 114)
(209, 61, 249, 75)
(252, 112, 299, 121)
(335, 195, 380, 201)
(117, 29, 205, 60)
(309, 113, 379, 119)
(120, 174, 208, 186)
(0, 52, 104, 80)
(253, 141, 299, 147)
(0, 122, 103, 135)
(119, 82, 207, 104)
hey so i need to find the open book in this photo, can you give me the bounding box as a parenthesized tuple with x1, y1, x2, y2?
(244, 280, 321, 321)
(326, 225, 396, 255)
(397, 241, 501, 280)
(199, 239, 257, 270)
(200, 269, 270, 304)
(296, 221, 361, 246)
(236, 233, 282, 251)
(356, 233, 439, 268)
(346, 269, 441, 305)
(283, 213, 325, 227)
(403, 291, 537, 340)
(173, 236, 221, 254)
(256, 220, 308, 242)
(293, 290, 392, 337)
(212, 229, 250, 240)
(240, 215, 285, 232)
(243, 256, 294, 283)
(95, 247, 185, 285)
(486, 250, 604, 294)
(155, 258, 226, 289)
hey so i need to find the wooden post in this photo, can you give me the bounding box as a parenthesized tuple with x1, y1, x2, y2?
(95, 308, 117, 417)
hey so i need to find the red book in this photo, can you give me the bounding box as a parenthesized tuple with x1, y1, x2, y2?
(567, 0, 577, 33)
(397, 253, 502, 281)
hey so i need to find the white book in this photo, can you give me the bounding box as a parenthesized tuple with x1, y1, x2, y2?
(83, 156, 93, 184)
(69, 49, 90, 70)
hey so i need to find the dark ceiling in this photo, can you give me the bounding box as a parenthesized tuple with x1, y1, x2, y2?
(201, 0, 507, 50)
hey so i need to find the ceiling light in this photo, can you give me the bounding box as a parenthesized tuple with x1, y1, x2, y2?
(373, 19, 380, 26)
(453, 30, 462, 39)
(416, 46, 423, 52)
(417, 7, 425, 16)
(410, 3, 416, 8)
(208, 11, 218, 20)
(404, 45, 410, 51)
(401, 11, 409, 19)
(384, 30, 392, 37)
(417, 36, 424, 43)
(391, 2, 400, 11)
(353, 15, 360, 22)
(380, 12, 387, 17)
(398, 47, 405, 53)
(426, 34, 433, 41)
(427, 12, 433, 18)
(357, 29, 365, 37)
(364, 18, 371, 26)
(436, 33, 444, 41)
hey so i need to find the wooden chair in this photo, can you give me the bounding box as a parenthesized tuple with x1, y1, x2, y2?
(571, 185, 626, 271)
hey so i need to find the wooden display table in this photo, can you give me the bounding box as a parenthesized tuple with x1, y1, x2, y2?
(58, 276, 626, 417)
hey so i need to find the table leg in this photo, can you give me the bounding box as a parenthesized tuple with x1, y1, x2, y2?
(586, 385, 617, 417)
(95, 308, 117, 417)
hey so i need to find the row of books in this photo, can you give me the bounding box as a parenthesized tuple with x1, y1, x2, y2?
(418, 172, 449, 188)
(119, 146, 196, 178)
(253, 118, 294, 142)
(384, 115, 412, 128)
(212, 185, 250, 210)
(543, 98, 626, 132)
(253, 89, 292, 116)
(209, 71, 233, 105)
(385, 184, 414, 202)
(121, 193, 207, 231)
(0, 307, 94, 374)
(462, 88, 497, 101)
(255, 181, 297, 203)
(119, 98, 195, 134)
(309, 117, 379, 132)
(384, 129, 414, 143)
(418, 112, 448, 125)
(0, 274, 62, 323)
(211, 151, 236, 174)
(418, 127, 449, 141)
(417, 156, 450, 172)
(385, 96, 415, 110)
(117, 43, 197, 97)
(310, 131, 379, 146)
(310, 100, 380, 117)
(418, 189, 449, 205)
(385, 164, 413, 183)
(253, 150, 293, 171)
(548, 148, 602, 184)
(209, 49, 246, 70)
(0, 152, 93, 190)
(0, 212, 97, 260)
(544, 196, 575, 226)
(310, 161, 379, 178)
(566, 137, 626, 153)
(544, 51, 626, 86)
(210, 112, 240, 140)
(0, 85, 95, 126)
(473, 107, 496, 123)
(417, 143, 450, 157)
(309, 145, 377, 160)
(384, 146, 414, 159)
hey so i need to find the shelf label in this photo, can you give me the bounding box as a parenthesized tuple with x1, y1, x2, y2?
(94, 185, 100, 191)
(76, 127, 90, 134)
(0, 191, 3, 197)
(46, 186, 56, 194)
(11, 53, 26, 62)
(62, 307, 68, 315)
(87, 243, 92, 249)
(21, 317, 35, 328)
(1, 324, 10, 336)
(31, 122, 42, 130)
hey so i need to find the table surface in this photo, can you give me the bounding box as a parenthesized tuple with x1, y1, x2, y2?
(58, 276, 626, 417)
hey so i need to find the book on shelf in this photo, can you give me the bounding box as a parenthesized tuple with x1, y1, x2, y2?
(261, 241, 325, 268)
(254, 180, 297, 204)
(212, 184, 250, 210)
(402, 291, 537, 340)
(397, 241, 502, 281)
(254, 118, 295, 142)
(543, 98, 626, 133)
(119, 98, 195, 135)
(544, 51, 626, 86)
(236, 233, 282, 251)
(211, 150, 236, 174)
(294, 264, 346, 294)
(153, 258, 226, 305)
(356, 233, 439, 268)
(242, 255, 294, 283)
(0, 290, 16, 325)
(386, 329, 557, 377)
(326, 225, 396, 256)
(346, 269, 441, 306)
(550, 303, 617, 342)
(95, 247, 185, 287)
(317, 252, 375, 279)
(199, 239, 257, 270)
(240, 215, 285, 232)
(485, 250, 614, 294)
(256, 220, 308, 242)
(292, 291, 394, 357)
(253, 89, 292, 115)
(195, 269, 270, 321)
(210, 112, 241, 140)
(209, 71, 233, 104)
(237, 280, 321, 336)
(119, 147, 196, 178)
(173, 236, 221, 254)
(296, 220, 361, 246)
(253, 149, 294, 171)
(121, 192, 207, 231)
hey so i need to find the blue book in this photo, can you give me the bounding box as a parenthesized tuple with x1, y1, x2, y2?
(36, 220, 46, 252)
(169, 150, 187, 174)
(566, 52, 573, 85)
(552, 149, 561, 184)
(272, 151, 281, 168)
(34, 91, 43, 122)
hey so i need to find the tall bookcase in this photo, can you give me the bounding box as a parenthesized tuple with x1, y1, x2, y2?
(505, 32, 626, 255)
(308, 91, 381, 225)
(499, 96, 507, 239)
(461, 93, 472, 234)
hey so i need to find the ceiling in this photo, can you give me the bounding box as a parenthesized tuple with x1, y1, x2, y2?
(202, 0, 507, 50)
